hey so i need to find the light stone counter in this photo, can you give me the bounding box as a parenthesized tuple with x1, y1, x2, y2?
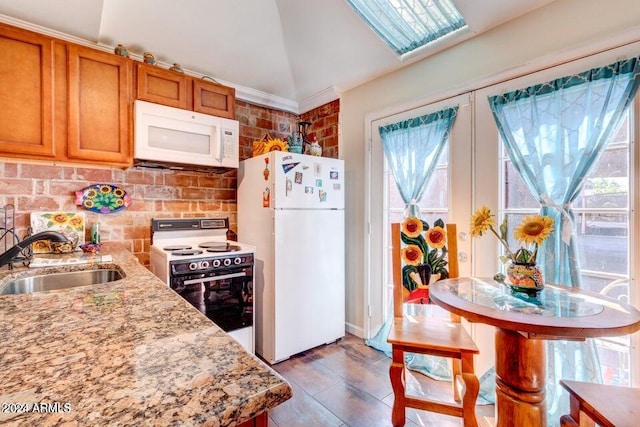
(0, 243, 291, 426)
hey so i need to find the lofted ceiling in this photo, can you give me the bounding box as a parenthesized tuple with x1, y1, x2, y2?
(0, 0, 554, 113)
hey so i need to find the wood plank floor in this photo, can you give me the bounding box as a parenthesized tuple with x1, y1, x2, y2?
(266, 333, 494, 426)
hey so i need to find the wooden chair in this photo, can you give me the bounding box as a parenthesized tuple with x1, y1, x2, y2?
(559, 380, 640, 427)
(387, 223, 480, 427)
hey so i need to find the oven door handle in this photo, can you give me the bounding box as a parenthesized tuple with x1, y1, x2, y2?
(183, 271, 247, 285)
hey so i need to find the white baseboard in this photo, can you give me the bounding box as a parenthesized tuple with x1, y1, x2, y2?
(345, 322, 364, 338)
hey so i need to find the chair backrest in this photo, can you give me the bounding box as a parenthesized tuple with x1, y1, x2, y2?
(391, 222, 459, 319)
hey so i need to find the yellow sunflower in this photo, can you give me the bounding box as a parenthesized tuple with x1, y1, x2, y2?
(470, 206, 495, 237)
(68, 215, 84, 228)
(514, 215, 554, 246)
(113, 188, 125, 197)
(51, 213, 69, 225)
(84, 200, 95, 208)
(402, 244, 423, 266)
(425, 226, 447, 249)
(401, 217, 423, 238)
(85, 188, 98, 199)
(100, 185, 112, 194)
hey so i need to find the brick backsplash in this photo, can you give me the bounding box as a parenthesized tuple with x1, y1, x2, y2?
(0, 100, 339, 267)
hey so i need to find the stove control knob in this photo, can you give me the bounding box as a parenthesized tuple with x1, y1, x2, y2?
(188, 262, 198, 271)
(234, 257, 242, 265)
(223, 258, 232, 266)
(213, 259, 221, 267)
(200, 260, 210, 269)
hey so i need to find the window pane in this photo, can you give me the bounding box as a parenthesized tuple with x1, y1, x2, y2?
(575, 213, 628, 275)
(596, 339, 631, 386)
(386, 146, 449, 211)
(504, 159, 538, 209)
(504, 213, 526, 255)
(420, 167, 448, 208)
(578, 148, 629, 210)
(387, 173, 405, 210)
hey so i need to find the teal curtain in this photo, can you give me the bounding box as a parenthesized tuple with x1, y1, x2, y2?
(379, 106, 457, 218)
(488, 56, 640, 424)
(366, 106, 493, 393)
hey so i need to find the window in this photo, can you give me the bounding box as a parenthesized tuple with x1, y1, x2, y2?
(500, 110, 634, 386)
(345, 0, 466, 56)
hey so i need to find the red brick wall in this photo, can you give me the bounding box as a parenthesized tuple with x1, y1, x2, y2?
(236, 100, 297, 159)
(300, 99, 340, 158)
(0, 100, 339, 267)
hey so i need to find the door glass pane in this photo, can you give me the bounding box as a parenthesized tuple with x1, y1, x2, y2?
(385, 141, 449, 310)
(501, 109, 633, 387)
(575, 213, 628, 276)
(504, 160, 538, 208)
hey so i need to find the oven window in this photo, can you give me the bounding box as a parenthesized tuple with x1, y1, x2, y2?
(170, 267, 253, 332)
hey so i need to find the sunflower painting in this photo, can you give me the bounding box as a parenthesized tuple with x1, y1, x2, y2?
(30, 211, 85, 253)
(399, 217, 451, 303)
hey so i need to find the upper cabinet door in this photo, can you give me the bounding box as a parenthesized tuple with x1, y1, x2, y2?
(67, 45, 132, 166)
(0, 24, 54, 158)
(193, 79, 236, 119)
(136, 62, 189, 109)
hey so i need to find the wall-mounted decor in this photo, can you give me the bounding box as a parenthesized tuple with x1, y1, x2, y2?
(75, 184, 131, 214)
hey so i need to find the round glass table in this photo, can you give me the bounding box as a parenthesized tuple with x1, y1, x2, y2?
(430, 277, 640, 427)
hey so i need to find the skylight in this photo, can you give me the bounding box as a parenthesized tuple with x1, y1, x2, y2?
(345, 0, 467, 56)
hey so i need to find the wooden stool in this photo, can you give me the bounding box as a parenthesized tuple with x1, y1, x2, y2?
(559, 380, 640, 427)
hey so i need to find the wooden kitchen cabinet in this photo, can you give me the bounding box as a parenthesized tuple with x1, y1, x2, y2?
(67, 45, 132, 167)
(0, 23, 55, 159)
(237, 412, 268, 427)
(0, 22, 133, 167)
(193, 79, 235, 119)
(135, 62, 189, 109)
(135, 62, 236, 119)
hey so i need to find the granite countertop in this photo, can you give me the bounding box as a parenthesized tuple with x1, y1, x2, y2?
(0, 243, 291, 426)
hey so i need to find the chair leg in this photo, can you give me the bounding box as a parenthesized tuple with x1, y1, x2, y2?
(390, 347, 407, 427)
(458, 372, 479, 427)
(452, 358, 462, 402)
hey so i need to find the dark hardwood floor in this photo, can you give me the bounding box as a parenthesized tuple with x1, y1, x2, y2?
(266, 333, 494, 426)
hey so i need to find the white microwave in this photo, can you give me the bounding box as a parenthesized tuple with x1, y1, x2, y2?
(134, 100, 239, 169)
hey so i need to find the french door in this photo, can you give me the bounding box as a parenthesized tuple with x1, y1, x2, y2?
(365, 93, 472, 338)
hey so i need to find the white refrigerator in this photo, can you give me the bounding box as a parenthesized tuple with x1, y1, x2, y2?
(238, 151, 345, 363)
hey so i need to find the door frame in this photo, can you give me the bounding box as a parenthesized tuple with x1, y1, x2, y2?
(364, 93, 472, 340)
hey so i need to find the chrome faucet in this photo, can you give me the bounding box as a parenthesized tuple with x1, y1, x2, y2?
(0, 231, 69, 269)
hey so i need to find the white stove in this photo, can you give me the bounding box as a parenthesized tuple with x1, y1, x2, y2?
(149, 218, 255, 353)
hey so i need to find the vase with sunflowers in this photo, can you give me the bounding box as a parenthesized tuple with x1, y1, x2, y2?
(470, 206, 554, 294)
(400, 217, 450, 303)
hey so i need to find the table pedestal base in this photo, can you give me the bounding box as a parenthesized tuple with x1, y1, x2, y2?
(495, 328, 547, 427)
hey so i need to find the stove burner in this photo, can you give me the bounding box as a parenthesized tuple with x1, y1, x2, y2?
(172, 249, 204, 256)
(163, 245, 193, 251)
(207, 245, 242, 253)
(199, 242, 239, 251)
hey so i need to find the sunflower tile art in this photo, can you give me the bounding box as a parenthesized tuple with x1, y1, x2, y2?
(30, 211, 85, 253)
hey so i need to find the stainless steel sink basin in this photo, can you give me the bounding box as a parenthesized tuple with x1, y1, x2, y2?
(0, 269, 124, 295)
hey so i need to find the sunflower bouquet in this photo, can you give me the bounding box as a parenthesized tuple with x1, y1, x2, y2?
(469, 206, 554, 265)
(400, 217, 450, 297)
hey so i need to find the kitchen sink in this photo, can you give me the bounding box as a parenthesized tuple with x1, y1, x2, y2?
(0, 269, 124, 295)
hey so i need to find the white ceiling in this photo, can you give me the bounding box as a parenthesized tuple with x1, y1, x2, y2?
(0, 0, 554, 113)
